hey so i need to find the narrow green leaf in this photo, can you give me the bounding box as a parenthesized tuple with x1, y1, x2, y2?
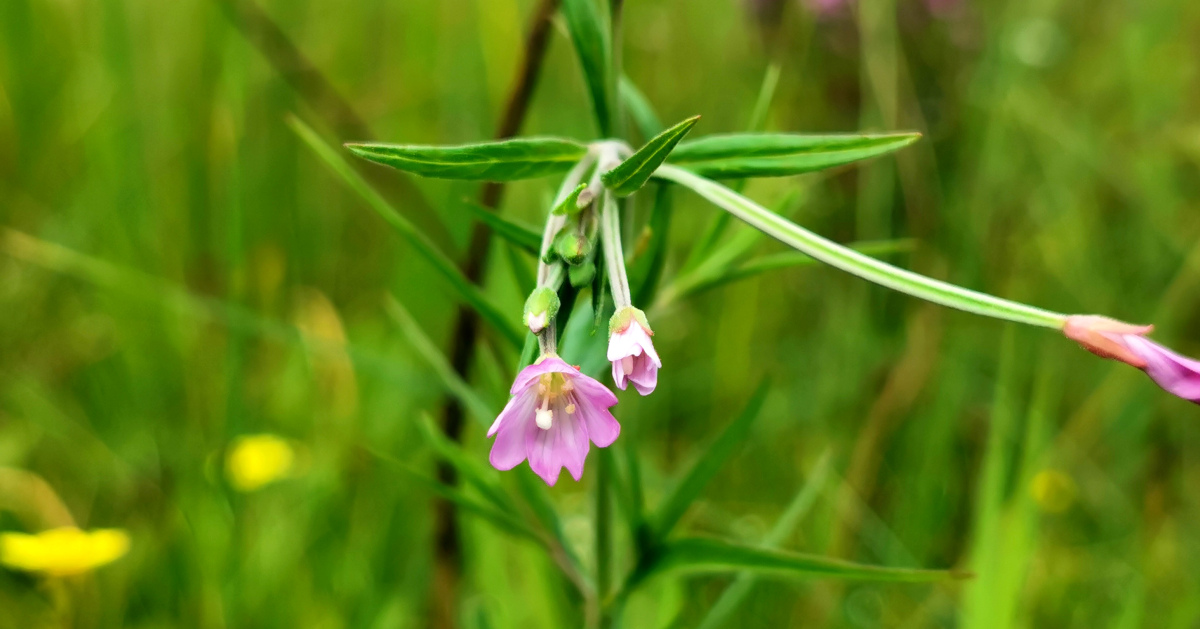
(668, 132, 921, 178)
(682, 64, 786, 268)
(696, 452, 832, 629)
(289, 117, 525, 348)
(676, 239, 915, 302)
(562, 0, 613, 137)
(628, 184, 673, 306)
(551, 183, 589, 216)
(345, 137, 588, 181)
(619, 76, 664, 139)
(513, 469, 594, 592)
(641, 537, 962, 583)
(652, 381, 770, 539)
(415, 413, 515, 517)
(383, 296, 498, 428)
(369, 449, 543, 544)
(602, 115, 700, 196)
(461, 201, 542, 254)
(654, 165, 1068, 328)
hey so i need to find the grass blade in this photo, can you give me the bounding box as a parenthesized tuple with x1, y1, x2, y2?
(561, 0, 613, 136)
(344, 137, 588, 181)
(602, 115, 700, 196)
(415, 413, 516, 516)
(638, 537, 962, 584)
(369, 448, 542, 544)
(618, 76, 664, 139)
(384, 296, 499, 427)
(289, 116, 525, 348)
(651, 380, 770, 539)
(461, 200, 542, 254)
(696, 452, 832, 629)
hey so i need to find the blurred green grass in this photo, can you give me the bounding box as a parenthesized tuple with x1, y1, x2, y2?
(2, 0, 1200, 627)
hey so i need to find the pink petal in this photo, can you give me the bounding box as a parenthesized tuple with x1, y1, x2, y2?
(627, 357, 659, 395)
(489, 396, 539, 470)
(578, 400, 620, 448)
(509, 356, 577, 395)
(1123, 336, 1200, 404)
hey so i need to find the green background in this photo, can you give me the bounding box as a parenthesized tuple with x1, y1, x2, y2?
(2, 0, 1200, 626)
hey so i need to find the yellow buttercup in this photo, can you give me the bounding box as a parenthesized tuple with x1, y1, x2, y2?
(0, 527, 130, 577)
(225, 434, 296, 492)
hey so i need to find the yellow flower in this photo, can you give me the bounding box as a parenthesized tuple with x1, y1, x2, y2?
(0, 527, 130, 576)
(225, 434, 296, 492)
(1031, 469, 1078, 513)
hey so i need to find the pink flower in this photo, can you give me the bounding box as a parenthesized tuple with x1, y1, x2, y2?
(1064, 315, 1200, 404)
(487, 356, 620, 485)
(607, 307, 661, 396)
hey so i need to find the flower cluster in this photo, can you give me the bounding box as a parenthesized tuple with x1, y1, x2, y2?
(490, 146, 663, 485)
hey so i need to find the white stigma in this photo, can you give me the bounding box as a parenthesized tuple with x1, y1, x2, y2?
(535, 397, 553, 430)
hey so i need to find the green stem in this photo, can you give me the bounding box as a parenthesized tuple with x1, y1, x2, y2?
(595, 451, 612, 624)
(655, 165, 1067, 329)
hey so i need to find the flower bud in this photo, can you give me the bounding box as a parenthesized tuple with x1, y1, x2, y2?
(553, 230, 592, 265)
(523, 286, 560, 334)
(568, 259, 596, 287)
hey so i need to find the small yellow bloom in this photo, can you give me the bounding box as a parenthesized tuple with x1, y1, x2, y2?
(225, 434, 296, 492)
(1031, 469, 1078, 513)
(0, 527, 130, 576)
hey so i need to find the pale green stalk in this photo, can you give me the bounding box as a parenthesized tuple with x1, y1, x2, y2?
(654, 165, 1068, 329)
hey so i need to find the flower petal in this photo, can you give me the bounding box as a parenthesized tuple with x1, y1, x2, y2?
(489, 397, 539, 470)
(509, 356, 577, 395)
(578, 400, 620, 448)
(1124, 336, 1200, 404)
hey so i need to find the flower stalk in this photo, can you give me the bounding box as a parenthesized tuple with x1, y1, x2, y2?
(653, 164, 1068, 329)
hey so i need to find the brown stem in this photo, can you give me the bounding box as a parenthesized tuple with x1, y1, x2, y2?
(433, 0, 562, 627)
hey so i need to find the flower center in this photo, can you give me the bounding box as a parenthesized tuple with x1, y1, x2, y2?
(534, 373, 575, 430)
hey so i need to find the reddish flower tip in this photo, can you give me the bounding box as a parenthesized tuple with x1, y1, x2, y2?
(1064, 315, 1200, 405)
(1063, 315, 1153, 369)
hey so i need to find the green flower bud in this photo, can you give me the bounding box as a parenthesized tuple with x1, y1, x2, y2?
(553, 230, 592, 265)
(568, 260, 596, 287)
(523, 287, 560, 334)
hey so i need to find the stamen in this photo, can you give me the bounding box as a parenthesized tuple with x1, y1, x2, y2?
(565, 403, 576, 415)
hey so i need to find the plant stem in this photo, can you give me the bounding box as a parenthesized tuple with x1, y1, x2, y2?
(655, 165, 1068, 329)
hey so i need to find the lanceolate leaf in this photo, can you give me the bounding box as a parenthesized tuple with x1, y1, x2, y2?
(289, 117, 525, 348)
(638, 537, 961, 584)
(651, 381, 770, 539)
(345, 137, 588, 181)
(562, 0, 613, 137)
(603, 115, 700, 196)
(668, 132, 921, 178)
(462, 201, 542, 254)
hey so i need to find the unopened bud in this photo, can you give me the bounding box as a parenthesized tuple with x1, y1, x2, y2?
(568, 260, 596, 287)
(523, 287, 560, 334)
(553, 230, 592, 265)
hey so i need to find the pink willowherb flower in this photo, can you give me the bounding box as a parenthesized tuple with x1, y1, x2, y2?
(488, 356, 620, 485)
(1064, 315, 1200, 404)
(607, 307, 662, 396)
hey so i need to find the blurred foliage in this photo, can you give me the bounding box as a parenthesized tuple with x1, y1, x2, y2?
(1, 0, 1200, 627)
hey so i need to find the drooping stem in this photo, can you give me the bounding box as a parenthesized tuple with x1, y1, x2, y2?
(655, 165, 1068, 329)
(600, 188, 633, 310)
